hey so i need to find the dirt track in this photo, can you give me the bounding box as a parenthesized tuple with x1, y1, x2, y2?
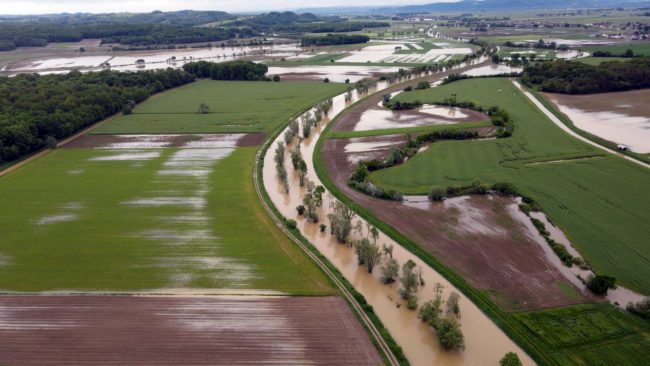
(0, 295, 381, 366)
(323, 135, 593, 310)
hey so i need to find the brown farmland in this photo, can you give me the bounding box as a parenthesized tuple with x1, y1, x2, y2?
(0, 295, 382, 366)
(322, 135, 593, 310)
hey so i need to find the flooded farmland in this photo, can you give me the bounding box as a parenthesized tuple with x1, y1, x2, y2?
(267, 65, 405, 82)
(262, 75, 535, 366)
(0, 295, 381, 366)
(544, 90, 650, 153)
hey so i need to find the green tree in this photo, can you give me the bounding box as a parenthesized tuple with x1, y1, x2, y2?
(500, 352, 522, 366)
(380, 258, 399, 284)
(436, 318, 465, 350)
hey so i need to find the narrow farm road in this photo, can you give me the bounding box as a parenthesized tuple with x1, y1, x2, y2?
(512, 80, 650, 170)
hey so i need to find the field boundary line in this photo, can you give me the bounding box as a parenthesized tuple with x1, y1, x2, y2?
(512, 79, 650, 170)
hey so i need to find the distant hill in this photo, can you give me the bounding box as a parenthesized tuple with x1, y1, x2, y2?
(299, 0, 650, 14)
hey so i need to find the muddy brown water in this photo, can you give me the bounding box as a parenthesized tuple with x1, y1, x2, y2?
(0, 295, 381, 366)
(544, 90, 650, 153)
(262, 63, 536, 366)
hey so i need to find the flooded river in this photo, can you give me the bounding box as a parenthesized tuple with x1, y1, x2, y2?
(262, 73, 535, 365)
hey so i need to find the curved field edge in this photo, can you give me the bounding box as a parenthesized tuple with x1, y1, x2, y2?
(252, 88, 407, 366)
(369, 77, 650, 295)
(313, 87, 555, 365)
(526, 86, 650, 166)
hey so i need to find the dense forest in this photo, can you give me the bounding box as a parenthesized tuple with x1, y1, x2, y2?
(182, 61, 268, 80)
(0, 69, 195, 163)
(301, 34, 370, 46)
(523, 57, 650, 94)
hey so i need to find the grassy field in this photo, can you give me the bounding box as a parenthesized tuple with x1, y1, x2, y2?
(515, 304, 650, 365)
(577, 56, 629, 65)
(0, 146, 333, 294)
(0, 80, 344, 293)
(92, 80, 346, 134)
(582, 42, 650, 56)
(370, 78, 650, 295)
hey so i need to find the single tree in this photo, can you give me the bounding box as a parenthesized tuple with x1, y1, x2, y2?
(500, 352, 522, 366)
(380, 258, 399, 284)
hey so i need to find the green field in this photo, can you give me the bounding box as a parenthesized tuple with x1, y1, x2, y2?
(92, 80, 345, 134)
(577, 56, 629, 65)
(583, 42, 650, 57)
(370, 78, 650, 295)
(515, 304, 650, 365)
(0, 80, 341, 294)
(0, 145, 333, 294)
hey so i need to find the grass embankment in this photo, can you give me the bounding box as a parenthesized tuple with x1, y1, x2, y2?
(91, 80, 346, 134)
(372, 77, 650, 296)
(315, 76, 650, 365)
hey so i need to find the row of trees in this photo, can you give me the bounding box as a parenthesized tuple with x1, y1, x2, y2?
(301, 34, 369, 47)
(0, 69, 195, 163)
(522, 57, 650, 94)
(182, 61, 268, 80)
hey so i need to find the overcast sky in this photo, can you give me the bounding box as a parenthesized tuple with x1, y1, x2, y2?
(0, 0, 454, 15)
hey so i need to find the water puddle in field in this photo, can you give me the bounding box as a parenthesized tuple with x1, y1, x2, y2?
(262, 73, 536, 366)
(33, 201, 84, 226)
(352, 105, 473, 132)
(267, 65, 404, 83)
(507, 198, 646, 307)
(545, 96, 650, 153)
(90, 151, 162, 161)
(344, 141, 397, 153)
(462, 64, 523, 76)
(96, 133, 259, 288)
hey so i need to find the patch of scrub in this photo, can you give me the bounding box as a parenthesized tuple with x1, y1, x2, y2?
(159, 257, 258, 288)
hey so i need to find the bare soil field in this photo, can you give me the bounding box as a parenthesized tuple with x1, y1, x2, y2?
(543, 89, 650, 153)
(0, 295, 382, 366)
(323, 136, 593, 310)
(544, 89, 650, 118)
(63, 133, 266, 149)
